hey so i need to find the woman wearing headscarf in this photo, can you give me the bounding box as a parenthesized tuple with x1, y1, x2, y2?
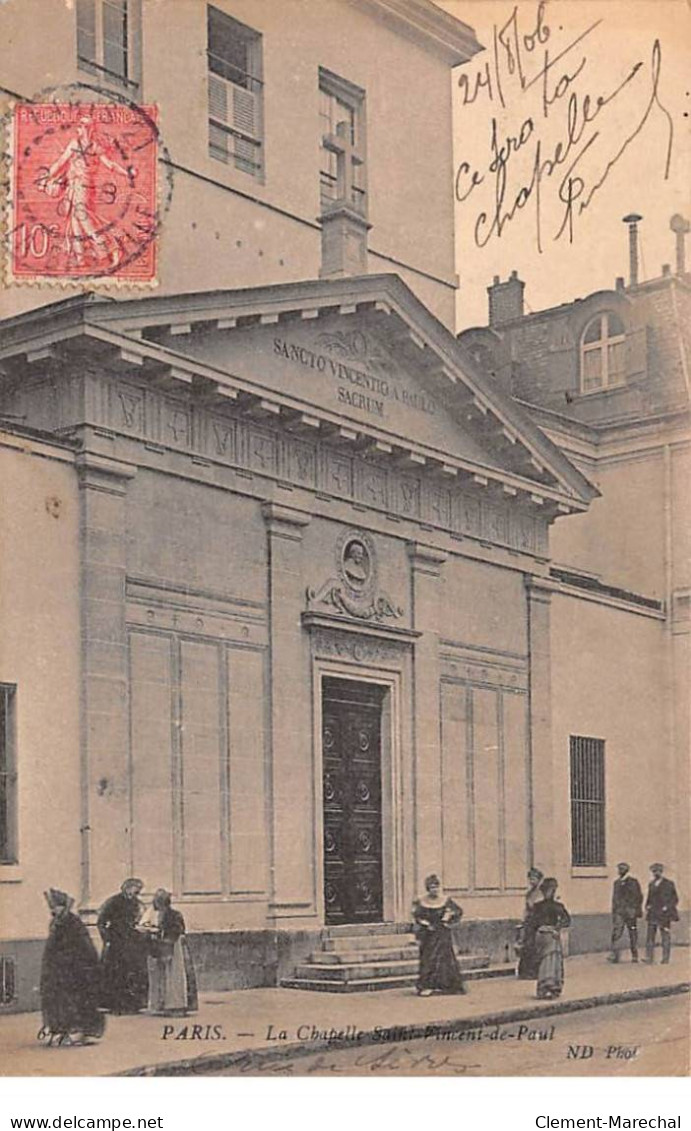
(516, 867, 544, 979)
(97, 878, 149, 1013)
(38, 889, 105, 1047)
(141, 889, 198, 1016)
(531, 876, 571, 999)
(412, 874, 466, 996)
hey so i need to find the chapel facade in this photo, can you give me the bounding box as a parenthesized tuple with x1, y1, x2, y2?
(0, 0, 687, 1011)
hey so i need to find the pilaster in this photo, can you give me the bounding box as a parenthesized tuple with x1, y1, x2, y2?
(525, 575, 554, 872)
(407, 541, 448, 892)
(262, 502, 314, 919)
(76, 452, 136, 907)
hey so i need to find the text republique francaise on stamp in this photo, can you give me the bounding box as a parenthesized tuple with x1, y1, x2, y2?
(8, 100, 159, 285)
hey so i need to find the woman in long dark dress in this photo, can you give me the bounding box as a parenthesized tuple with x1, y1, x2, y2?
(532, 877, 571, 999)
(412, 874, 466, 996)
(38, 888, 105, 1047)
(516, 867, 544, 979)
(141, 889, 198, 1016)
(97, 877, 149, 1013)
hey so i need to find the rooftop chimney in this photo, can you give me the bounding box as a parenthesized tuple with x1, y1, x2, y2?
(320, 120, 371, 279)
(622, 213, 643, 287)
(487, 270, 525, 328)
(670, 213, 690, 276)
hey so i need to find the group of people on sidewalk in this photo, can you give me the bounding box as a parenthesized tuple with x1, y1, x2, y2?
(38, 879, 197, 1048)
(38, 862, 681, 1047)
(412, 872, 571, 1001)
(411, 861, 681, 1002)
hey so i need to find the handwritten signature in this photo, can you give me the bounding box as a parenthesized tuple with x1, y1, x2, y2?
(455, 2, 674, 251)
(226, 1047, 481, 1076)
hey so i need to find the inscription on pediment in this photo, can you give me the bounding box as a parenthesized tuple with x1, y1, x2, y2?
(272, 331, 437, 423)
(79, 375, 549, 560)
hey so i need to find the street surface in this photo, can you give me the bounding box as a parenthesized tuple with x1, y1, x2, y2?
(208, 996, 689, 1077)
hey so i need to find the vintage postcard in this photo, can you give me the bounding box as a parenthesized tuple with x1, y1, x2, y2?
(0, 0, 688, 1081)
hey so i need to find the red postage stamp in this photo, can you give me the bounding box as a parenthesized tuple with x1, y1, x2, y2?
(8, 102, 159, 284)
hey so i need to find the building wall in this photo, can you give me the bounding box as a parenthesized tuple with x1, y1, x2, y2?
(549, 594, 674, 919)
(0, 0, 459, 327)
(550, 450, 666, 599)
(0, 436, 81, 944)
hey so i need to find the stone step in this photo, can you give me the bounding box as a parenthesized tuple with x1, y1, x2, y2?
(322, 922, 413, 939)
(321, 934, 417, 953)
(311, 945, 420, 965)
(294, 958, 420, 982)
(281, 974, 417, 993)
(280, 961, 515, 994)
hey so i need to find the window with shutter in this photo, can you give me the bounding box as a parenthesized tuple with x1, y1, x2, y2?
(207, 6, 263, 178)
(75, 0, 140, 90)
(570, 735, 606, 866)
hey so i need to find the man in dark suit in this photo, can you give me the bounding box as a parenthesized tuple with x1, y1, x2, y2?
(644, 863, 680, 964)
(608, 862, 643, 963)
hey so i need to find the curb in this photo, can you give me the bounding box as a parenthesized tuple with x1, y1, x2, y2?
(120, 979, 690, 1077)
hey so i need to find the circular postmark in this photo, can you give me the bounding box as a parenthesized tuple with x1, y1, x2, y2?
(5, 80, 174, 285)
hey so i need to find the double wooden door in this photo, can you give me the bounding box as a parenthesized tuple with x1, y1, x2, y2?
(322, 678, 384, 925)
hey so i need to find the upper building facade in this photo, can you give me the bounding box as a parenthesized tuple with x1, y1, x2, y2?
(0, 0, 481, 327)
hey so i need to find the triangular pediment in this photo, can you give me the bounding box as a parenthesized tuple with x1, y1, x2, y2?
(146, 311, 508, 472)
(0, 274, 598, 510)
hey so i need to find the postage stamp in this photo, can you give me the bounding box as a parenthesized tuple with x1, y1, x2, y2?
(7, 101, 159, 285)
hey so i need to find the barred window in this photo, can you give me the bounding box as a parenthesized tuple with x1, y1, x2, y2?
(76, 0, 140, 90)
(207, 6, 263, 178)
(570, 735, 605, 866)
(0, 685, 17, 865)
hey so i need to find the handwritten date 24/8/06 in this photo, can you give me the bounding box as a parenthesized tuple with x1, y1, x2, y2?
(455, 3, 674, 251)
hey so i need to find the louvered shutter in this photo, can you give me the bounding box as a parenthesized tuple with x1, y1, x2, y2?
(208, 74, 260, 173)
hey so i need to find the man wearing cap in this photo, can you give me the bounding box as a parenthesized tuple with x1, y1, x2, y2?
(608, 862, 643, 963)
(644, 863, 679, 964)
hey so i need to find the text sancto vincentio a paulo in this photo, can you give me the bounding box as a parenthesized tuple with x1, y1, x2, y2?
(273, 336, 436, 420)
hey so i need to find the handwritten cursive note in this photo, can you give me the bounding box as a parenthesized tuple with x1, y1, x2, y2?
(454, 2, 674, 253)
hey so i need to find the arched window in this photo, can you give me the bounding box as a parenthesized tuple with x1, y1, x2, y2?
(580, 312, 626, 392)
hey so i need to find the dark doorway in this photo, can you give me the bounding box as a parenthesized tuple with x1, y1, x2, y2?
(322, 677, 384, 925)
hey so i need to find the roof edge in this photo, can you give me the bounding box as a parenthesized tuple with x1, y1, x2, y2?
(348, 0, 483, 65)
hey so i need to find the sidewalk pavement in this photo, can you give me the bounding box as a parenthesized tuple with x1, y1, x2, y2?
(1, 952, 688, 1077)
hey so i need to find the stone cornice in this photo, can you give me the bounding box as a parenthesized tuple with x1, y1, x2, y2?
(302, 610, 420, 643)
(348, 0, 483, 65)
(407, 540, 448, 576)
(0, 273, 597, 509)
(527, 573, 665, 620)
(261, 501, 312, 540)
(75, 451, 137, 495)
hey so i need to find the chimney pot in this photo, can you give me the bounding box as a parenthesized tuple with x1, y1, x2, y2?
(622, 213, 643, 288)
(615, 276, 625, 291)
(670, 214, 690, 275)
(662, 263, 671, 277)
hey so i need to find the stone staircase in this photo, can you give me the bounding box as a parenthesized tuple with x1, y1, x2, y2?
(281, 922, 492, 992)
